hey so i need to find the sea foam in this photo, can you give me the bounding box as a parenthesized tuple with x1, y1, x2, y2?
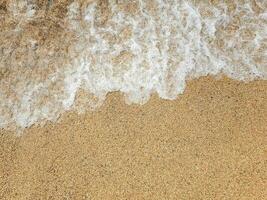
(0, 0, 266, 130)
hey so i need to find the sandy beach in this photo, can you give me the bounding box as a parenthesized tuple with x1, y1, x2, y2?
(0, 76, 266, 199)
(1, 1, 267, 199)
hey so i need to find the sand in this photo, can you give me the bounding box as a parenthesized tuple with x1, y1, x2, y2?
(0, 76, 266, 199)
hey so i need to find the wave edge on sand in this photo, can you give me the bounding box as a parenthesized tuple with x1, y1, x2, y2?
(0, 0, 266, 130)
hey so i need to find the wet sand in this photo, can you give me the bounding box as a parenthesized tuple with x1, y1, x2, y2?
(0, 76, 267, 199)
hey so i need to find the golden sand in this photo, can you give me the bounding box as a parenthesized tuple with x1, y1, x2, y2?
(0, 77, 266, 199)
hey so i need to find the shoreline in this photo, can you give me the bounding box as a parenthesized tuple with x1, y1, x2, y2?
(1, 76, 266, 199)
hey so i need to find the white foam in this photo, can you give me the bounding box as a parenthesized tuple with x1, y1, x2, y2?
(0, 0, 266, 130)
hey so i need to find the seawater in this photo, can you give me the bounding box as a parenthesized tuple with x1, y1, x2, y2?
(0, 0, 266, 130)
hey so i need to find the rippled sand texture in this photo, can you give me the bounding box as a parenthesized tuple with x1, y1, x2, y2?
(0, 0, 267, 129)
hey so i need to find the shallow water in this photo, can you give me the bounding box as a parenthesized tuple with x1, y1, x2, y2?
(0, 0, 266, 130)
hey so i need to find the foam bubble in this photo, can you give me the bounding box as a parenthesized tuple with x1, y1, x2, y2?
(0, 0, 266, 130)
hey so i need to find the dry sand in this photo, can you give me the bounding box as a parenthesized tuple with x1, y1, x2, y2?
(0, 76, 266, 199)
